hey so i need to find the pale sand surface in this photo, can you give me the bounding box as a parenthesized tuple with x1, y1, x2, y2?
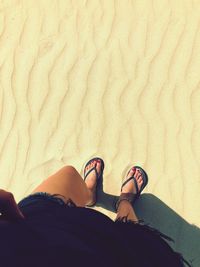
(0, 0, 200, 265)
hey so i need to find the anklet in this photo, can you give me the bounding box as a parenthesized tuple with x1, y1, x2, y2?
(115, 193, 136, 212)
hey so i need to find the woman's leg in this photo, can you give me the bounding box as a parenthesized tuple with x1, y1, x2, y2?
(29, 161, 143, 218)
(30, 165, 92, 207)
(115, 200, 139, 222)
(115, 168, 144, 222)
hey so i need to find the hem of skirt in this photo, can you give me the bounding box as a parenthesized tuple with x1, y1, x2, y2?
(114, 216, 193, 267)
(18, 192, 77, 208)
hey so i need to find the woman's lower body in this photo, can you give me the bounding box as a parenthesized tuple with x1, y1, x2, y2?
(17, 162, 190, 267)
(18, 163, 139, 223)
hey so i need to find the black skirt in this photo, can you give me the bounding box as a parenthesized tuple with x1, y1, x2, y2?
(0, 195, 190, 267)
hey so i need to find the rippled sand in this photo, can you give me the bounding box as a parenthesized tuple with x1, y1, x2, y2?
(0, 1, 199, 266)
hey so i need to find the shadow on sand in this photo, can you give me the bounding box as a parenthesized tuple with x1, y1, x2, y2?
(95, 177, 200, 267)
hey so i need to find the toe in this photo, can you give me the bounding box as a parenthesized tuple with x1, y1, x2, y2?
(84, 160, 102, 179)
(134, 170, 140, 179)
(138, 176, 143, 183)
(86, 161, 95, 172)
(138, 177, 143, 184)
(122, 167, 144, 194)
(136, 169, 143, 179)
(96, 161, 101, 173)
(139, 180, 143, 186)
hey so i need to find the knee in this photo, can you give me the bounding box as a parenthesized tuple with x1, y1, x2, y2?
(62, 165, 78, 175)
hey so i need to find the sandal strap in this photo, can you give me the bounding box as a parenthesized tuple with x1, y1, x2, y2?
(84, 165, 98, 181)
(115, 193, 137, 212)
(121, 176, 139, 196)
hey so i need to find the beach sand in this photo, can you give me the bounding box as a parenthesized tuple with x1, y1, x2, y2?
(0, 0, 199, 265)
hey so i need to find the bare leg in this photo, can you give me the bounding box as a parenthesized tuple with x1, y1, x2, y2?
(83, 161, 144, 223)
(115, 168, 144, 222)
(30, 165, 92, 207)
(115, 201, 139, 222)
(83, 159, 102, 206)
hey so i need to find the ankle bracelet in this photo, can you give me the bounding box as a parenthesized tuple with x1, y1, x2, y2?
(115, 193, 136, 212)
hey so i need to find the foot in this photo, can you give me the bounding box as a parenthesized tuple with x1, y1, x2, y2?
(122, 167, 144, 194)
(120, 167, 144, 204)
(84, 159, 102, 206)
(116, 167, 144, 220)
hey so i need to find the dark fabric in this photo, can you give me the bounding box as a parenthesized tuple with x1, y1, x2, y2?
(17, 192, 77, 208)
(0, 195, 191, 267)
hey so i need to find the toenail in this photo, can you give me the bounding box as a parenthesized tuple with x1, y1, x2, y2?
(132, 168, 136, 173)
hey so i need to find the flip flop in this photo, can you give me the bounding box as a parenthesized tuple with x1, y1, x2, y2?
(83, 157, 105, 207)
(115, 166, 148, 211)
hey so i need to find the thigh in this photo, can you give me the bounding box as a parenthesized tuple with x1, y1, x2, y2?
(30, 165, 89, 207)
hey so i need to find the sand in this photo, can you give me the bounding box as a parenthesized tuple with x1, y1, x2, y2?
(0, 0, 199, 265)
